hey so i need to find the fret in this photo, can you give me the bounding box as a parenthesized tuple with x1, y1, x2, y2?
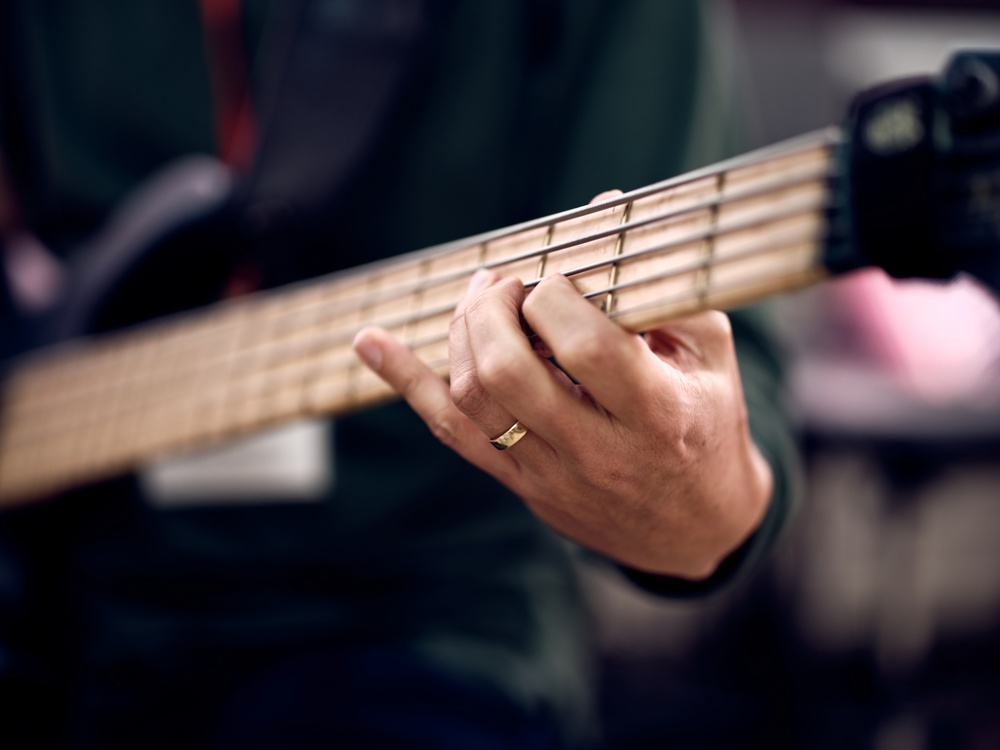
(354, 266, 414, 408)
(402, 260, 429, 347)
(718, 179, 828, 231)
(611, 215, 829, 332)
(277, 303, 331, 428)
(723, 144, 831, 196)
(712, 212, 826, 288)
(0, 130, 844, 507)
(410, 242, 481, 371)
(536, 224, 554, 280)
(83, 385, 122, 475)
(616, 175, 717, 321)
(213, 294, 292, 435)
(9, 348, 105, 424)
(707, 246, 828, 312)
(301, 274, 367, 343)
(410, 331, 452, 373)
(544, 201, 628, 297)
(603, 201, 633, 314)
(9, 340, 124, 452)
(366, 260, 424, 333)
(339, 273, 373, 406)
(147, 399, 198, 457)
(246, 288, 336, 426)
(484, 225, 550, 282)
(303, 351, 354, 417)
(256, 290, 330, 400)
(118, 303, 246, 450)
(698, 173, 726, 304)
(305, 346, 358, 414)
(305, 272, 377, 413)
(265, 350, 320, 413)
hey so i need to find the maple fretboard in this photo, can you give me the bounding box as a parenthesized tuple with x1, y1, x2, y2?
(0, 129, 841, 506)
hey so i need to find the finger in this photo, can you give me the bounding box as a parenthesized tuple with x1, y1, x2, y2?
(461, 276, 599, 446)
(448, 270, 522, 442)
(352, 326, 522, 484)
(522, 190, 620, 363)
(643, 310, 736, 372)
(522, 274, 674, 422)
(448, 269, 498, 418)
(590, 188, 624, 204)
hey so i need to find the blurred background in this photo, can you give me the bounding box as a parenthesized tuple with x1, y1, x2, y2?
(5, 1, 999, 748)
(586, 1, 1000, 749)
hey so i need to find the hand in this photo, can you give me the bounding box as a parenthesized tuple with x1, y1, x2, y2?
(353, 205, 773, 580)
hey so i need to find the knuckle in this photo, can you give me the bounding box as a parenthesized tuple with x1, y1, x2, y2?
(573, 443, 639, 500)
(450, 371, 490, 419)
(475, 352, 520, 395)
(427, 405, 461, 448)
(497, 275, 527, 300)
(467, 278, 520, 319)
(396, 364, 424, 399)
(460, 293, 489, 329)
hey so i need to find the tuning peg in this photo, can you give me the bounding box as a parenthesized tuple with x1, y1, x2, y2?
(944, 51, 1000, 129)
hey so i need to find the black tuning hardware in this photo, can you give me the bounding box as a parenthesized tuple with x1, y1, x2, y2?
(835, 50, 1000, 297)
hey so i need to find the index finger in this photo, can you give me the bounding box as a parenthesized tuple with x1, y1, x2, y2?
(522, 274, 682, 422)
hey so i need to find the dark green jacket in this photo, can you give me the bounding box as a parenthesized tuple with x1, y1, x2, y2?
(0, 1, 799, 744)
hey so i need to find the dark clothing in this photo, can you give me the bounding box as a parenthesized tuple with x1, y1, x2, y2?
(0, 1, 800, 747)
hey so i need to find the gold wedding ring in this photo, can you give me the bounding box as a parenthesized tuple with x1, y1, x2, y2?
(489, 421, 528, 451)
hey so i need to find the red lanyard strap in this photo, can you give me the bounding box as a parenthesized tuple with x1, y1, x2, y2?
(199, 0, 257, 171)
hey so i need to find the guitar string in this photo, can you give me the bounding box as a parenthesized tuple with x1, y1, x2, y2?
(414, 235, 829, 375)
(396, 126, 841, 264)
(4, 182, 835, 470)
(107, 152, 836, 377)
(216, 128, 837, 326)
(5, 204, 829, 459)
(239, 184, 833, 365)
(254, 155, 838, 332)
(0, 227, 828, 501)
(1, 145, 839, 490)
(8, 175, 833, 434)
(9, 129, 839, 383)
(0, 224, 827, 501)
(9, 133, 837, 395)
(346, 227, 827, 371)
(53, 131, 842, 388)
(6, 146, 838, 428)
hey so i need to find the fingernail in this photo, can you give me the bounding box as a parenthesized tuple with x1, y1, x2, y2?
(353, 333, 383, 371)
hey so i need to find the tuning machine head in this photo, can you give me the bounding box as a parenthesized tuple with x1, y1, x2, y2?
(944, 51, 1000, 130)
(838, 50, 1000, 296)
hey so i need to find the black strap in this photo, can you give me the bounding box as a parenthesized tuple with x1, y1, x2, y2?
(239, 0, 436, 286)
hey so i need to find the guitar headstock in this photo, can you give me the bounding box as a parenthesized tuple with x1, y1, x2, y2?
(832, 50, 1000, 297)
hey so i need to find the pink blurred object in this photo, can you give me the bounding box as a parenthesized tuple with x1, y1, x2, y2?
(790, 269, 1000, 440)
(832, 269, 1000, 406)
(2, 229, 64, 313)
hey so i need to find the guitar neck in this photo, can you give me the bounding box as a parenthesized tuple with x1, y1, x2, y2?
(0, 129, 842, 506)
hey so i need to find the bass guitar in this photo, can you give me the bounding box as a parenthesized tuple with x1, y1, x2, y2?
(2, 50, 999, 506)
